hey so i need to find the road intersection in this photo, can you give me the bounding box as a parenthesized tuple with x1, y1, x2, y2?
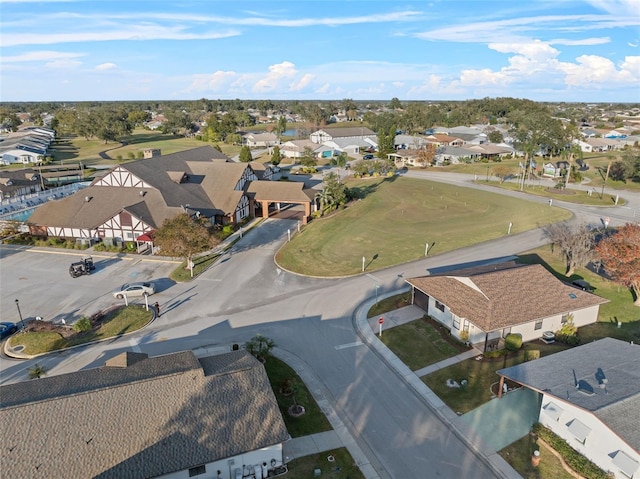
(2, 174, 638, 478)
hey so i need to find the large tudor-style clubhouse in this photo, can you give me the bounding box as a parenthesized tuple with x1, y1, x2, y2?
(26, 146, 313, 245)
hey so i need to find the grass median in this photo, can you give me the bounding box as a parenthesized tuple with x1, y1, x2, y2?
(276, 176, 571, 276)
(7, 305, 152, 356)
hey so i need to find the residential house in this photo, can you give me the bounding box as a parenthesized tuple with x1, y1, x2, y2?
(242, 132, 280, 148)
(425, 133, 465, 148)
(0, 349, 290, 479)
(406, 262, 608, 351)
(279, 139, 318, 159)
(497, 338, 640, 479)
(0, 169, 43, 199)
(310, 127, 376, 145)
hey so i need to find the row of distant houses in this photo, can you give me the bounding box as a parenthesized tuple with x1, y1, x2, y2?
(0, 126, 55, 166)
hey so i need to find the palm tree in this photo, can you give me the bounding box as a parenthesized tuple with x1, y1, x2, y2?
(28, 363, 48, 379)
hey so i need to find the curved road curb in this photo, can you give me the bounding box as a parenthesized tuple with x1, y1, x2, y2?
(352, 288, 522, 479)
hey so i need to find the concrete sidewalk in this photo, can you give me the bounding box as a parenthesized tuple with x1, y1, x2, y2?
(262, 295, 520, 479)
(355, 289, 522, 479)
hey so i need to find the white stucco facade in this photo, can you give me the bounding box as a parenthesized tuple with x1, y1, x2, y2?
(539, 394, 639, 479)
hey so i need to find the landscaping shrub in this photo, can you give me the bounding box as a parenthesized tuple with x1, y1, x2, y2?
(555, 316, 580, 345)
(72, 317, 92, 333)
(524, 349, 540, 361)
(483, 349, 510, 359)
(531, 424, 613, 479)
(505, 333, 523, 351)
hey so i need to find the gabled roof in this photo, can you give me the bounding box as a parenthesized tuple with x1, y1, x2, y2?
(246, 180, 312, 203)
(0, 350, 289, 478)
(27, 186, 177, 229)
(406, 263, 608, 331)
(498, 338, 640, 451)
(315, 127, 376, 138)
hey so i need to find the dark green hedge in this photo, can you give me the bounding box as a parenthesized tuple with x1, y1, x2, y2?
(531, 424, 613, 479)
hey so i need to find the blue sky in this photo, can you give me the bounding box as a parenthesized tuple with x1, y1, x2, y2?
(1, 0, 639, 103)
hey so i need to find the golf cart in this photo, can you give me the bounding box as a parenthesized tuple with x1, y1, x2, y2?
(69, 257, 96, 278)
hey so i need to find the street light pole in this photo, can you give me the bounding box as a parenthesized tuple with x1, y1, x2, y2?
(15, 299, 25, 330)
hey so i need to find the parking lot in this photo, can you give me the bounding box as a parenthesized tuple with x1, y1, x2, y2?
(0, 246, 178, 327)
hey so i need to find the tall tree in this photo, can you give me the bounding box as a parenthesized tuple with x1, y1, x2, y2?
(300, 147, 317, 168)
(595, 223, 640, 305)
(330, 152, 348, 176)
(544, 222, 595, 276)
(154, 213, 219, 272)
(271, 146, 282, 166)
(275, 115, 287, 138)
(239, 145, 253, 163)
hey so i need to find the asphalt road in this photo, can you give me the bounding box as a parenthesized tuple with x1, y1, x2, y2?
(2, 175, 638, 478)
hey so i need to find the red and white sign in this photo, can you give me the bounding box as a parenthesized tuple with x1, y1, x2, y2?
(378, 317, 384, 325)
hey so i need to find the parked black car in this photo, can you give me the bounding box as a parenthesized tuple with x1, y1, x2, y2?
(69, 257, 96, 278)
(0, 322, 18, 340)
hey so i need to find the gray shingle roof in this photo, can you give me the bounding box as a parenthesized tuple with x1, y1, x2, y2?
(0, 350, 289, 478)
(406, 263, 608, 331)
(497, 338, 640, 451)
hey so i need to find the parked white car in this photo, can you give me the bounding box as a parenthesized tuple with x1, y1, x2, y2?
(112, 282, 155, 299)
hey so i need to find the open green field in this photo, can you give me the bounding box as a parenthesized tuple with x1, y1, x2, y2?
(485, 180, 620, 206)
(50, 129, 241, 165)
(276, 176, 572, 276)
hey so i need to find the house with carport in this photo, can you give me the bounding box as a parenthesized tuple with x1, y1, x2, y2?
(27, 145, 313, 245)
(0, 349, 290, 479)
(406, 262, 608, 352)
(497, 338, 640, 479)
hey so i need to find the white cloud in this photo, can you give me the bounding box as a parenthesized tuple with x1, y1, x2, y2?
(1, 27, 241, 47)
(560, 54, 640, 85)
(290, 73, 314, 92)
(187, 70, 238, 92)
(95, 62, 116, 70)
(45, 59, 82, 69)
(2, 50, 84, 62)
(253, 61, 298, 92)
(392, 81, 405, 88)
(488, 41, 559, 62)
(550, 37, 610, 46)
(315, 83, 330, 94)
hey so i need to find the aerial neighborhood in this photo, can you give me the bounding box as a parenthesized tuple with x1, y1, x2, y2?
(1, 97, 640, 479)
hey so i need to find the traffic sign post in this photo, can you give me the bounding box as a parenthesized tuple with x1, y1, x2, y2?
(378, 317, 384, 337)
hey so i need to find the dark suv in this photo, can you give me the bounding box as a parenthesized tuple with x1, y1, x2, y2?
(571, 279, 593, 292)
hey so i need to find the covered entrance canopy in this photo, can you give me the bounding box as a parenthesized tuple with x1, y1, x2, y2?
(246, 181, 314, 223)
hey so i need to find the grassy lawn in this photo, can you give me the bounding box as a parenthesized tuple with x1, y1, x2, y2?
(7, 305, 152, 355)
(500, 434, 576, 479)
(367, 290, 411, 318)
(286, 448, 364, 479)
(276, 176, 571, 276)
(422, 342, 570, 414)
(485, 180, 619, 206)
(381, 316, 468, 371)
(169, 252, 222, 282)
(263, 356, 332, 438)
(50, 130, 241, 165)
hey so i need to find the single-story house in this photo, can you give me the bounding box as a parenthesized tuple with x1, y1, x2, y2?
(406, 262, 608, 351)
(279, 139, 317, 159)
(497, 338, 639, 479)
(310, 127, 377, 145)
(0, 349, 290, 479)
(425, 133, 465, 147)
(242, 132, 280, 148)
